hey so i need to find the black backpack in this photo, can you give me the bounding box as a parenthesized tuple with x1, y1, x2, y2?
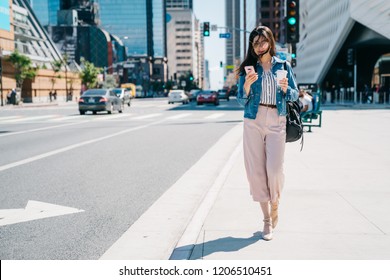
(285, 100, 303, 143)
(283, 63, 303, 149)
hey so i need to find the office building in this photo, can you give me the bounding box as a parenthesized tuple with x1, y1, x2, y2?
(167, 8, 203, 88)
(98, 0, 168, 84)
(295, 0, 390, 96)
(166, 0, 192, 9)
(0, 0, 81, 103)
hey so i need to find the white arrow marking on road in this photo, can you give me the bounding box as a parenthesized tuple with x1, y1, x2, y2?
(0, 200, 84, 227)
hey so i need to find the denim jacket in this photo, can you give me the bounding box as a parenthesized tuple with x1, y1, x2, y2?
(236, 56, 299, 119)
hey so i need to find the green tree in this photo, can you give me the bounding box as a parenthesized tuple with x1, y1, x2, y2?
(50, 59, 63, 91)
(79, 58, 101, 89)
(7, 50, 37, 91)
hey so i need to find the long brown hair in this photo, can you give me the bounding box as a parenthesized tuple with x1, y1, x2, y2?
(237, 26, 276, 75)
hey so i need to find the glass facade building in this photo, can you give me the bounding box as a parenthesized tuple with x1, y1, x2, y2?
(97, 0, 166, 58)
(166, 0, 192, 9)
(29, 0, 60, 26)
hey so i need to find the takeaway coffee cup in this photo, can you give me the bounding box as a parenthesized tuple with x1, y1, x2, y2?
(276, 70, 287, 85)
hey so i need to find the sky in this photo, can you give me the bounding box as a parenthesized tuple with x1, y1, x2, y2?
(193, 0, 226, 89)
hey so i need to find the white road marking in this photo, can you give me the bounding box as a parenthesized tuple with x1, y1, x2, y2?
(92, 113, 133, 121)
(2, 115, 59, 123)
(205, 113, 225, 119)
(0, 116, 21, 121)
(0, 200, 84, 227)
(165, 113, 192, 120)
(0, 121, 90, 138)
(132, 113, 162, 120)
(0, 119, 165, 172)
(48, 115, 86, 122)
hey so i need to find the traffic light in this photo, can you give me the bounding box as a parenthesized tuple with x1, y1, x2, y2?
(286, 0, 299, 43)
(291, 43, 297, 67)
(203, 22, 210, 37)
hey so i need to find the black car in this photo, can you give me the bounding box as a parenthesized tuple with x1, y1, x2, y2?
(78, 89, 123, 115)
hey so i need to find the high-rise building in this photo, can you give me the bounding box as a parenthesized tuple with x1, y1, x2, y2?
(257, 0, 286, 43)
(1, 0, 81, 103)
(225, 0, 240, 69)
(25, 0, 60, 26)
(166, 0, 192, 9)
(97, 0, 167, 84)
(296, 0, 390, 93)
(166, 4, 204, 88)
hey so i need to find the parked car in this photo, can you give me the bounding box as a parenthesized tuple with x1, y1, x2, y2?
(188, 89, 201, 102)
(112, 88, 131, 106)
(218, 89, 230, 101)
(168, 90, 189, 104)
(197, 90, 219, 106)
(78, 89, 123, 115)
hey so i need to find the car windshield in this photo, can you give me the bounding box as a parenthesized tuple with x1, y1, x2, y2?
(82, 89, 106, 96)
(170, 91, 182, 94)
(112, 89, 122, 94)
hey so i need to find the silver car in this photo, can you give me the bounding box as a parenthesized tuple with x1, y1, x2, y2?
(78, 89, 123, 115)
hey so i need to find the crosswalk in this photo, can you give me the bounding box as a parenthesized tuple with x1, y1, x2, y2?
(0, 111, 242, 124)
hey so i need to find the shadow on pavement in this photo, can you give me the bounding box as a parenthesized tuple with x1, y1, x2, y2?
(171, 231, 262, 260)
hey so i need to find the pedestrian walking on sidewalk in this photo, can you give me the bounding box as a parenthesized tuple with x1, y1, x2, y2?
(236, 26, 298, 241)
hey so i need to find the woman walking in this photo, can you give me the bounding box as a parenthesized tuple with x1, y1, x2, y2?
(236, 26, 298, 241)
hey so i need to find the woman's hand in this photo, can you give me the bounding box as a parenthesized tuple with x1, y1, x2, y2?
(279, 78, 288, 94)
(244, 72, 258, 96)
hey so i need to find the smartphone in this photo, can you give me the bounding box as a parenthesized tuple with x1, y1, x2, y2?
(244, 66, 255, 74)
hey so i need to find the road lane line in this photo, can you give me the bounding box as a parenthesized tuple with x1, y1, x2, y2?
(0, 119, 165, 172)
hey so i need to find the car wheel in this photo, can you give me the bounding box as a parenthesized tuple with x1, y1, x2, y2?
(119, 104, 123, 113)
(79, 110, 85, 115)
(128, 101, 131, 107)
(93, 111, 97, 115)
(197, 102, 202, 105)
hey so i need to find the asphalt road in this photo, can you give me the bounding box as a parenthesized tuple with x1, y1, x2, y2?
(0, 97, 243, 259)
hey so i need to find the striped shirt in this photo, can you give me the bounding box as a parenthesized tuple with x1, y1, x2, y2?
(260, 71, 277, 105)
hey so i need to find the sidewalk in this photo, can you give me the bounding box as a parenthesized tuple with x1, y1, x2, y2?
(171, 109, 390, 260)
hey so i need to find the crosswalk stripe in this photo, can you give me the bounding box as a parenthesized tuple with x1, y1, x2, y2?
(165, 113, 192, 120)
(0, 116, 21, 121)
(49, 115, 86, 121)
(92, 113, 133, 121)
(132, 113, 162, 120)
(2, 115, 59, 123)
(205, 113, 225, 119)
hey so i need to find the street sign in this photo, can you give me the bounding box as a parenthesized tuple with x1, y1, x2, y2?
(226, 65, 234, 70)
(219, 33, 231, 39)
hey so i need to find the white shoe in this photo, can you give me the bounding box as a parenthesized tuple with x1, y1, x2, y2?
(262, 218, 273, 241)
